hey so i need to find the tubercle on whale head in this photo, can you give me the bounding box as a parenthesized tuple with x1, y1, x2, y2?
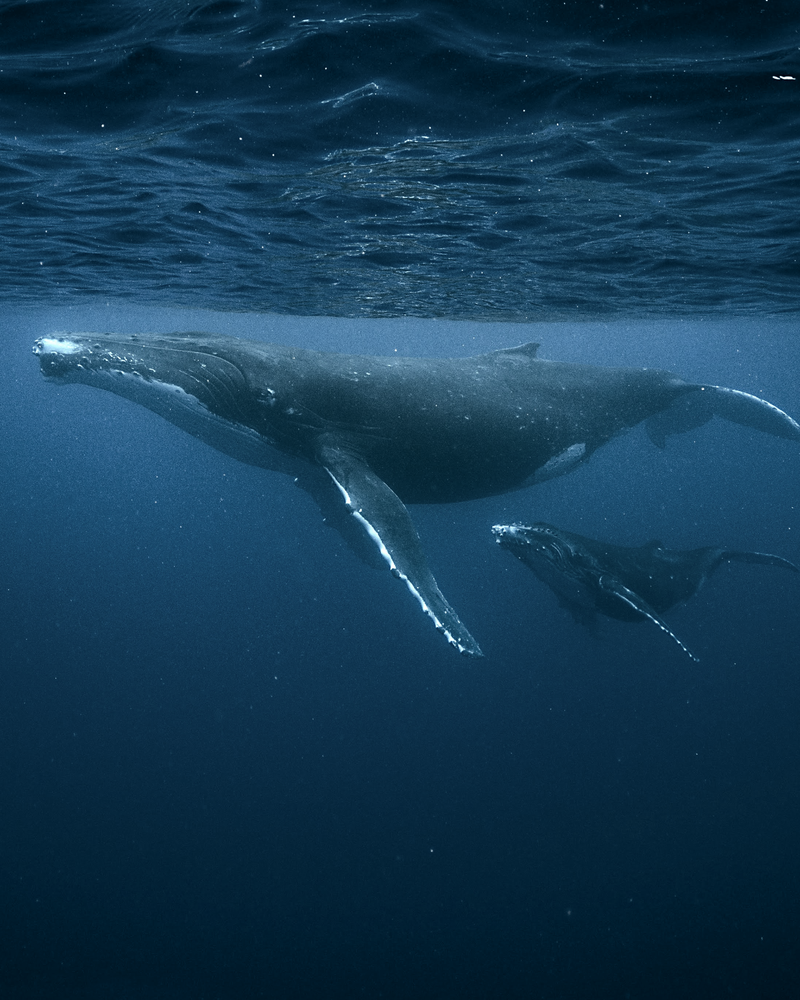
(492, 523, 568, 564)
(492, 523, 526, 536)
(492, 523, 527, 552)
(33, 336, 83, 356)
(33, 333, 164, 385)
(34, 335, 100, 381)
(492, 522, 551, 542)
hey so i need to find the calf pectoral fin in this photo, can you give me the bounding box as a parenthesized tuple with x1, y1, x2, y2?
(316, 441, 483, 657)
(647, 384, 800, 448)
(599, 576, 699, 662)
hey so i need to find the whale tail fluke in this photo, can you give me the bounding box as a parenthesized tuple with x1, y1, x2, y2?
(646, 384, 800, 448)
(701, 385, 800, 441)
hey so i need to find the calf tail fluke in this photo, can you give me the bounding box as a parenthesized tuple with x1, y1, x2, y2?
(721, 550, 799, 574)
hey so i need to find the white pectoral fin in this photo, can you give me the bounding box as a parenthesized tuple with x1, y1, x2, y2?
(599, 576, 699, 662)
(317, 442, 483, 657)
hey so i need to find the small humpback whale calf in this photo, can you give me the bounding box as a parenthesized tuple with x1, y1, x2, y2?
(33, 333, 800, 655)
(493, 523, 799, 659)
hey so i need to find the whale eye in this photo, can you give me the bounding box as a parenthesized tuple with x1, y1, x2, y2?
(257, 388, 276, 407)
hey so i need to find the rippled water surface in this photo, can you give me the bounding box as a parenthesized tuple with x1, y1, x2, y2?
(2, 0, 799, 317)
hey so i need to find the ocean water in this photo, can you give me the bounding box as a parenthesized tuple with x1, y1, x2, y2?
(2, 3, 800, 999)
(2, 0, 799, 317)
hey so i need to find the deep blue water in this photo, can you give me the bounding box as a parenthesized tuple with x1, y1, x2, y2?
(2, 2, 800, 998)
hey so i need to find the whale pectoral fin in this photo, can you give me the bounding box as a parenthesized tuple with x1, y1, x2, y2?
(599, 576, 699, 662)
(316, 441, 483, 657)
(291, 466, 387, 570)
(647, 384, 800, 447)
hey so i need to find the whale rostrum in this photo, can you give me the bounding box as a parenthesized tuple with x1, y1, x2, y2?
(34, 333, 800, 655)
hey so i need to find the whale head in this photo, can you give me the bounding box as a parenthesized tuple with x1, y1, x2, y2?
(33, 331, 249, 402)
(33, 331, 298, 472)
(492, 522, 576, 567)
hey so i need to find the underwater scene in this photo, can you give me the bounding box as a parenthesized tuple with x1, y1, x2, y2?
(2, 3, 799, 998)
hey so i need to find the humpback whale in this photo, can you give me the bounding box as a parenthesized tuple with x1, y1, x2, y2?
(33, 332, 800, 656)
(493, 523, 799, 659)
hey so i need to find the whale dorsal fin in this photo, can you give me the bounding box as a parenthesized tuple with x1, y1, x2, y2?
(489, 342, 540, 360)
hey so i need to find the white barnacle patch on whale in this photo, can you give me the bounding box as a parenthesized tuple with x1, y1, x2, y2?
(36, 337, 83, 355)
(492, 523, 525, 543)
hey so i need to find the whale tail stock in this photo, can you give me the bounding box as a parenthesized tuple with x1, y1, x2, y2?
(646, 383, 800, 449)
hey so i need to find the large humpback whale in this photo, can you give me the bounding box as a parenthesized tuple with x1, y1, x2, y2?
(33, 332, 800, 655)
(493, 522, 799, 659)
